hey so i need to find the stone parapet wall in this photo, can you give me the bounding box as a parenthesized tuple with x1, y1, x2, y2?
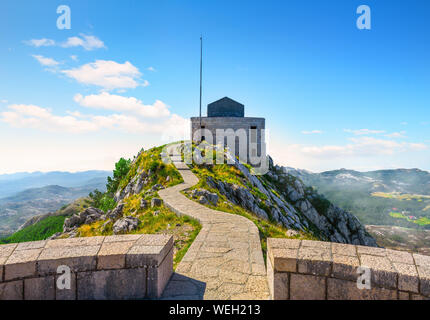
(267, 238, 430, 300)
(0, 234, 173, 300)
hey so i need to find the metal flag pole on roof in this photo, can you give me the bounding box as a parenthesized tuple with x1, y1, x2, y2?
(199, 35, 203, 128)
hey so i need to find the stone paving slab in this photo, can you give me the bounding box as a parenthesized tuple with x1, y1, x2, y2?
(159, 143, 270, 300)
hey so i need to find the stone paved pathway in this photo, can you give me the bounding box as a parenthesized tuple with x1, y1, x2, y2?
(158, 144, 270, 300)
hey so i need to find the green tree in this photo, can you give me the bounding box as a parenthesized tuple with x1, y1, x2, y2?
(106, 157, 131, 196)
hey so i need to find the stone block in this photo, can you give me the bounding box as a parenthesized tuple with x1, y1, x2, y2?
(45, 236, 104, 248)
(77, 268, 147, 300)
(103, 234, 142, 243)
(359, 254, 397, 289)
(386, 249, 414, 265)
(24, 276, 55, 300)
(4, 248, 42, 280)
(332, 254, 360, 281)
(0, 243, 17, 258)
(417, 266, 430, 297)
(55, 272, 76, 300)
(270, 248, 297, 272)
(331, 243, 357, 256)
(290, 274, 326, 300)
(393, 263, 419, 293)
(398, 291, 410, 300)
(413, 253, 430, 267)
(126, 235, 173, 268)
(97, 241, 135, 270)
(411, 294, 430, 300)
(0, 280, 23, 300)
(147, 247, 174, 298)
(16, 240, 47, 251)
(272, 272, 289, 300)
(298, 246, 332, 276)
(267, 238, 301, 250)
(38, 245, 99, 275)
(357, 246, 387, 257)
(301, 240, 331, 249)
(327, 278, 397, 300)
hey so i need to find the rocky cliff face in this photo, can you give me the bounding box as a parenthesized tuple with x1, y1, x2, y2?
(189, 150, 377, 247)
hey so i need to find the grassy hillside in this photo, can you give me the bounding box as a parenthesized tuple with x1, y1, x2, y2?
(0, 215, 65, 244)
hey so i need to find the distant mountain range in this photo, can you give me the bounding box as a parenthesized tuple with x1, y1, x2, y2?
(0, 171, 110, 237)
(0, 170, 110, 198)
(284, 167, 430, 251)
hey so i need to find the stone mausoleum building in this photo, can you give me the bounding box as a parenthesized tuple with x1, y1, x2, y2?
(191, 97, 265, 164)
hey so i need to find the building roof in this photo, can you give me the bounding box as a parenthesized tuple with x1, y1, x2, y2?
(207, 97, 244, 117)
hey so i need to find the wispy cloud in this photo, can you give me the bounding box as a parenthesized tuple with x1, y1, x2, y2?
(385, 131, 407, 138)
(62, 60, 143, 91)
(301, 130, 323, 135)
(25, 34, 105, 51)
(344, 128, 385, 135)
(60, 34, 105, 51)
(70, 55, 78, 62)
(32, 55, 60, 67)
(147, 67, 156, 72)
(24, 39, 55, 47)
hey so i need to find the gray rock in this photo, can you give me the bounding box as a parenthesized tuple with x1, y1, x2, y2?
(151, 198, 163, 207)
(113, 216, 140, 234)
(198, 196, 209, 205)
(191, 188, 219, 206)
(63, 207, 104, 232)
(107, 204, 124, 220)
(140, 199, 149, 209)
(286, 229, 300, 237)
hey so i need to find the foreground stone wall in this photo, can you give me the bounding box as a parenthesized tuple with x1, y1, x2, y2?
(267, 238, 430, 300)
(0, 234, 173, 300)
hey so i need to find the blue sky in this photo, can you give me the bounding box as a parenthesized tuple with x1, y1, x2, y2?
(0, 0, 429, 173)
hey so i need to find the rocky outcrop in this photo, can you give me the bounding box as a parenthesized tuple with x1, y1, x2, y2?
(201, 153, 377, 247)
(190, 188, 219, 206)
(63, 207, 104, 232)
(113, 216, 140, 234)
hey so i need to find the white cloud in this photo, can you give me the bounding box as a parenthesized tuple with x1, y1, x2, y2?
(62, 60, 142, 90)
(344, 128, 385, 135)
(32, 55, 60, 67)
(61, 34, 105, 51)
(70, 55, 78, 62)
(0, 104, 100, 133)
(1, 99, 8, 104)
(385, 131, 406, 138)
(74, 92, 170, 118)
(301, 130, 323, 135)
(147, 67, 156, 72)
(0, 103, 189, 139)
(25, 39, 55, 47)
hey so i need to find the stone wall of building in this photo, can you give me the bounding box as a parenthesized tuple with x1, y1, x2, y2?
(267, 238, 430, 300)
(190, 116, 265, 163)
(0, 234, 173, 300)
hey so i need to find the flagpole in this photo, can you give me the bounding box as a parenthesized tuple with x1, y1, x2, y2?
(199, 36, 203, 128)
